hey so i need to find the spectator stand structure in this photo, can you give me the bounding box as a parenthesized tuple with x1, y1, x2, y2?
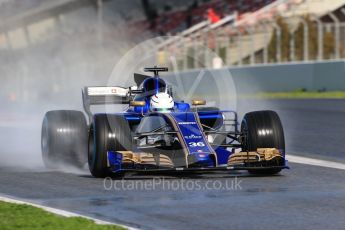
(155, 0, 345, 70)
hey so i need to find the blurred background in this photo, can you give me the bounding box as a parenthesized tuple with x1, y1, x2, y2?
(2, 0, 345, 105)
(1, 0, 345, 168)
(2, 0, 345, 103)
(156, 0, 345, 68)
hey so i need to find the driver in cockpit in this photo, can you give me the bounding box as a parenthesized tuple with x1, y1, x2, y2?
(149, 92, 174, 113)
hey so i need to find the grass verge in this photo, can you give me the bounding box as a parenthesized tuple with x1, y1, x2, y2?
(256, 91, 345, 99)
(0, 201, 125, 230)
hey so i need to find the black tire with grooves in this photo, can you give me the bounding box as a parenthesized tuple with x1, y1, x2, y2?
(41, 110, 88, 169)
(88, 114, 132, 178)
(241, 110, 285, 175)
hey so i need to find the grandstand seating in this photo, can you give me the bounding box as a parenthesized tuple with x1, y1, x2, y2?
(283, 0, 345, 18)
(157, 0, 345, 67)
(133, 0, 276, 35)
(225, 0, 345, 65)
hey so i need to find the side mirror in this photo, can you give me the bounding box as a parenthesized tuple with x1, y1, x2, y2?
(130, 101, 146, 107)
(192, 99, 206, 106)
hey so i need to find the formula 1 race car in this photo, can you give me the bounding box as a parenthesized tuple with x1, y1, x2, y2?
(41, 67, 288, 178)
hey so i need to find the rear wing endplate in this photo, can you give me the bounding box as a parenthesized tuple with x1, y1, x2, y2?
(82, 86, 130, 121)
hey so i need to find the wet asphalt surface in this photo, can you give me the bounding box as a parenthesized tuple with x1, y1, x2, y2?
(0, 99, 345, 230)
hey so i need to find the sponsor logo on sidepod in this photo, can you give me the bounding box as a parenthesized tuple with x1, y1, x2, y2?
(178, 122, 197, 125)
(184, 134, 202, 140)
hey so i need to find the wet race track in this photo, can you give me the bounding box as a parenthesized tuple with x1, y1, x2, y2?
(0, 99, 345, 230)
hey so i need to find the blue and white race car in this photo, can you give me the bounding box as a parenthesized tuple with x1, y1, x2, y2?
(41, 67, 288, 178)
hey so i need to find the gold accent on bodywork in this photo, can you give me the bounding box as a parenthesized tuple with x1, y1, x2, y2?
(227, 148, 283, 165)
(130, 101, 146, 107)
(118, 151, 173, 167)
(192, 99, 206, 106)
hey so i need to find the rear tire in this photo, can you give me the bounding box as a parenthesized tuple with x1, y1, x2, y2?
(88, 114, 132, 178)
(241, 110, 285, 175)
(41, 110, 88, 169)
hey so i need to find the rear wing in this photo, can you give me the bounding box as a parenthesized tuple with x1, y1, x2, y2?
(82, 86, 134, 121)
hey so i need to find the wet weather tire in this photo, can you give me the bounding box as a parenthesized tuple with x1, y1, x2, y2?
(241, 110, 285, 175)
(88, 114, 132, 178)
(41, 110, 88, 169)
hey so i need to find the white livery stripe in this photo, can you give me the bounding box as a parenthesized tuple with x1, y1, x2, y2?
(87, 87, 128, 96)
(287, 154, 345, 170)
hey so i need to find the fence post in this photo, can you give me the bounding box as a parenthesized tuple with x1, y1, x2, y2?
(313, 17, 324, 60)
(259, 21, 269, 64)
(272, 21, 282, 63)
(203, 28, 209, 68)
(193, 32, 199, 69)
(178, 34, 186, 70)
(290, 25, 295, 62)
(214, 29, 224, 64)
(210, 29, 218, 68)
(299, 17, 309, 61)
(162, 42, 168, 67)
(173, 41, 178, 69)
(215, 29, 220, 57)
(219, 29, 227, 64)
(244, 26, 255, 65)
(328, 12, 340, 59)
(245, 26, 255, 65)
(226, 30, 232, 66)
(237, 27, 243, 66)
(339, 8, 345, 58)
(232, 25, 243, 66)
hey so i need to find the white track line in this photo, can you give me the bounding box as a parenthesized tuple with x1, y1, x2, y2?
(1, 156, 342, 229)
(287, 154, 345, 170)
(0, 195, 138, 230)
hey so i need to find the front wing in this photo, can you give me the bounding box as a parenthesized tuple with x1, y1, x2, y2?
(106, 148, 289, 173)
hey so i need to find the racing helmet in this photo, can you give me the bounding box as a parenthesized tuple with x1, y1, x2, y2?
(150, 92, 174, 112)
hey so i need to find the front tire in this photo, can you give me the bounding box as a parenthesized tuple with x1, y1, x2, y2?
(88, 114, 132, 178)
(241, 110, 285, 175)
(41, 110, 88, 169)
